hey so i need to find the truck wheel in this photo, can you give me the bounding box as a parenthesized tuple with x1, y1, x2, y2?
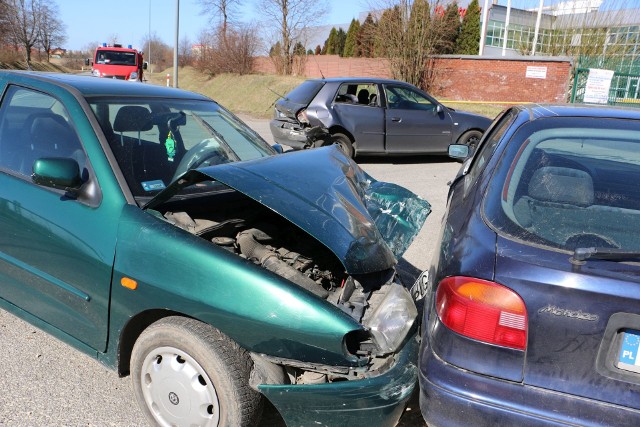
(458, 130, 483, 150)
(328, 133, 354, 158)
(131, 316, 262, 426)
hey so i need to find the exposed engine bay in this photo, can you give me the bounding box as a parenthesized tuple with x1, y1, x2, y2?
(161, 195, 396, 325)
(154, 186, 420, 385)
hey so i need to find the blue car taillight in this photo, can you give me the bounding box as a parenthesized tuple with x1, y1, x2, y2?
(436, 276, 528, 350)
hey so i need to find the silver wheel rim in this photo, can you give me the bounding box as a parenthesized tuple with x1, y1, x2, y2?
(140, 346, 220, 427)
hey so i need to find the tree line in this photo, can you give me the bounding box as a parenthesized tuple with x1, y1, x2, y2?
(0, 0, 483, 91)
(195, 0, 483, 89)
(312, 0, 482, 89)
(0, 0, 66, 66)
(319, 0, 480, 58)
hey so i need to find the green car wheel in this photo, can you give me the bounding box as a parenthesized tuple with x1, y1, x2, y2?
(131, 317, 262, 427)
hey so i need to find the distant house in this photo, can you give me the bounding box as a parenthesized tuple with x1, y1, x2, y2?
(49, 48, 66, 57)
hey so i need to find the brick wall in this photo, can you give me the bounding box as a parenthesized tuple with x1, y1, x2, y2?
(253, 55, 572, 103)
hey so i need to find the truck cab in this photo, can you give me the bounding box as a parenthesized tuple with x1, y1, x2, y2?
(87, 43, 146, 82)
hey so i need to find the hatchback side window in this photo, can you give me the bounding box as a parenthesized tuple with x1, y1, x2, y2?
(0, 86, 84, 177)
(384, 85, 436, 111)
(335, 83, 379, 106)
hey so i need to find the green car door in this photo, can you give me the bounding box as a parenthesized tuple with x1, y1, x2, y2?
(0, 84, 120, 351)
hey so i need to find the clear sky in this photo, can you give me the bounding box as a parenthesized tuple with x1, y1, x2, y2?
(59, 0, 368, 51)
(59, 0, 620, 52)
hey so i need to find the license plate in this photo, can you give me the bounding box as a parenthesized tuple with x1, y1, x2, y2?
(617, 330, 640, 374)
(410, 271, 429, 301)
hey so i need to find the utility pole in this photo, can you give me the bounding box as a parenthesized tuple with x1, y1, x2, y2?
(479, 0, 490, 56)
(173, 0, 179, 87)
(531, 0, 544, 56)
(148, 0, 152, 73)
(501, 0, 511, 56)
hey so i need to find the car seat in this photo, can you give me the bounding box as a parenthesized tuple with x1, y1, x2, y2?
(357, 89, 370, 105)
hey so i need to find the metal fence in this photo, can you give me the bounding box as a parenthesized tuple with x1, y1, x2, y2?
(571, 68, 640, 106)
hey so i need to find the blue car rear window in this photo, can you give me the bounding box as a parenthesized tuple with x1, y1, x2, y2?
(484, 116, 640, 252)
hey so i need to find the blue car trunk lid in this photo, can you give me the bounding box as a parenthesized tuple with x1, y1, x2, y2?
(495, 236, 640, 409)
(144, 146, 430, 275)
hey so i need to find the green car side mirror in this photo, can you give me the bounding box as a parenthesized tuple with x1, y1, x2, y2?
(32, 157, 83, 192)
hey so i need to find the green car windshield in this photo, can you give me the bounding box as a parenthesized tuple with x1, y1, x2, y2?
(87, 97, 274, 200)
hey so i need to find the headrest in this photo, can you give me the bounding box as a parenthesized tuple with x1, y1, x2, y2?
(357, 89, 370, 104)
(528, 166, 594, 207)
(29, 113, 75, 153)
(113, 106, 153, 132)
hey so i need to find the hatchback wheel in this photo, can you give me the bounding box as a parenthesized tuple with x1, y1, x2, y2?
(459, 130, 483, 150)
(329, 133, 354, 158)
(131, 316, 262, 427)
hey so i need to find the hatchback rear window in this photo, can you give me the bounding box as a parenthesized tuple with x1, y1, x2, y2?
(284, 80, 325, 104)
(484, 116, 640, 252)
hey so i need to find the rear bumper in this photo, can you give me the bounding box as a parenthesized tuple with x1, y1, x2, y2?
(259, 332, 419, 427)
(269, 119, 309, 149)
(269, 120, 330, 150)
(419, 332, 640, 427)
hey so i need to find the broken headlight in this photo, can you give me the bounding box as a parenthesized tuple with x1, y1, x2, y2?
(365, 285, 418, 354)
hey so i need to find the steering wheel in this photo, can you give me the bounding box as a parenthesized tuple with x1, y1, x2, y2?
(171, 138, 228, 182)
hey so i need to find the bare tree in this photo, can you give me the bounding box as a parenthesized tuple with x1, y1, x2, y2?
(38, 0, 66, 62)
(178, 35, 193, 67)
(373, 0, 453, 90)
(259, 0, 328, 75)
(141, 32, 173, 72)
(195, 23, 260, 75)
(3, 0, 43, 67)
(0, 0, 11, 44)
(198, 0, 240, 41)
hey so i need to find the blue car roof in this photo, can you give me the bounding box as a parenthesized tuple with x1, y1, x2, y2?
(517, 103, 640, 121)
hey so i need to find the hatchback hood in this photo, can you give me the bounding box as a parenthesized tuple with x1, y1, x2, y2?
(145, 146, 430, 274)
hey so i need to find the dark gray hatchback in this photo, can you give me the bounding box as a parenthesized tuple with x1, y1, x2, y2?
(269, 77, 492, 158)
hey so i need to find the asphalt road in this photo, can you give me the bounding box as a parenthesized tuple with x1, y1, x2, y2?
(0, 116, 460, 426)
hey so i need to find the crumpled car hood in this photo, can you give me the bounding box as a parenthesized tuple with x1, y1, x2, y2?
(145, 146, 430, 274)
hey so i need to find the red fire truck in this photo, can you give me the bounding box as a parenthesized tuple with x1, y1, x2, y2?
(86, 43, 147, 82)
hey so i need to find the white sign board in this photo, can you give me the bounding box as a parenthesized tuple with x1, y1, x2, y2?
(526, 66, 547, 79)
(583, 68, 615, 104)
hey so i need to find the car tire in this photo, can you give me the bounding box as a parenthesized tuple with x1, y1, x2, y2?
(131, 316, 263, 427)
(329, 133, 354, 158)
(458, 130, 483, 150)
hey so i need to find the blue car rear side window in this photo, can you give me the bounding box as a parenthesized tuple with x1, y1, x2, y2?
(284, 80, 325, 104)
(484, 116, 640, 252)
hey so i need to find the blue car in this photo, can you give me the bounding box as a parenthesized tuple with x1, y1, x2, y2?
(418, 104, 640, 426)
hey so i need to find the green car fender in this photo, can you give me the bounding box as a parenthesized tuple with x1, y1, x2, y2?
(102, 204, 363, 372)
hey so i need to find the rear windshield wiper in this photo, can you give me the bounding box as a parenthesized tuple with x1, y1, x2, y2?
(572, 247, 640, 263)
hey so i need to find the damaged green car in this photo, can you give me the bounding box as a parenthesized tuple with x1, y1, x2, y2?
(0, 71, 430, 426)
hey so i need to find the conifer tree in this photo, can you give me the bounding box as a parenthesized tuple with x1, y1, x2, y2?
(325, 27, 338, 54)
(438, 1, 461, 54)
(456, 0, 481, 55)
(343, 19, 360, 57)
(357, 13, 377, 57)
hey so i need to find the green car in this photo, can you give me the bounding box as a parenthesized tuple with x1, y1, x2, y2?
(0, 71, 430, 426)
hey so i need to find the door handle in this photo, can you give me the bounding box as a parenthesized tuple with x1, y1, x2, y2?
(391, 117, 402, 122)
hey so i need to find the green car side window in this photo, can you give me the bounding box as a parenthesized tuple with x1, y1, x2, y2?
(0, 85, 84, 178)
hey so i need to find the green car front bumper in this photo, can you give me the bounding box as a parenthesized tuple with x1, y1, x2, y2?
(258, 331, 419, 427)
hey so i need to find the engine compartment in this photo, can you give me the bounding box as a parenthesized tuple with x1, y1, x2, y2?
(158, 189, 396, 324)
